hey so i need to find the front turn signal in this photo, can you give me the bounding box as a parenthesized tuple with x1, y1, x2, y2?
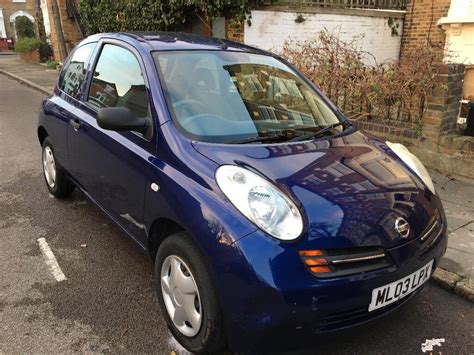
(299, 250, 331, 273)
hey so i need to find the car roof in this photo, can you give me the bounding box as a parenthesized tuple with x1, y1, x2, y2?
(82, 31, 271, 55)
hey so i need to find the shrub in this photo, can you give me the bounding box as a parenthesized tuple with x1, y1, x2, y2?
(15, 37, 41, 54)
(46, 60, 60, 69)
(280, 30, 443, 132)
(78, 0, 262, 35)
(15, 16, 35, 39)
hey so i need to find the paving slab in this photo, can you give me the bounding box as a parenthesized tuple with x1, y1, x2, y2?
(447, 223, 474, 250)
(429, 170, 474, 282)
(440, 246, 474, 278)
(431, 170, 474, 208)
(441, 201, 474, 232)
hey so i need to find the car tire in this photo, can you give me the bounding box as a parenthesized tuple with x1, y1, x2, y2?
(155, 232, 226, 354)
(42, 137, 74, 198)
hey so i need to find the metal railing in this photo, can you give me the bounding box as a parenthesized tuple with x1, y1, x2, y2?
(264, 0, 407, 10)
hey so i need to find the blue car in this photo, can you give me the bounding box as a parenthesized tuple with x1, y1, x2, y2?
(38, 32, 447, 353)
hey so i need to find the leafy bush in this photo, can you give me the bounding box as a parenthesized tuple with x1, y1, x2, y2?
(79, 0, 262, 35)
(15, 37, 41, 54)
(46, 60, 60, 69)
(280, 30, 443, 132)
(15, 16, 35, 39)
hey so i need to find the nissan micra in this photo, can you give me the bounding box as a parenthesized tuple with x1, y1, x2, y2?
(38, 32, 447, 353)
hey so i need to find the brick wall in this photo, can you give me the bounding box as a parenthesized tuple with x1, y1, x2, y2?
(360, 63, 474, 179)
(0, 0, 35, 39)
(423, 64, 465, 140)
(0, 38, 9, 50)
(47, 0, 82, 61)
(400, 0, 450, 59)
(226, 18, 244, 43)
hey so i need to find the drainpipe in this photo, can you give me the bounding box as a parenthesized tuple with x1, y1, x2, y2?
(51, 0, 67, 60)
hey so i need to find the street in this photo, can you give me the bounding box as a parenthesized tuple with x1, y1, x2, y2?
(0, 76, 472, 354)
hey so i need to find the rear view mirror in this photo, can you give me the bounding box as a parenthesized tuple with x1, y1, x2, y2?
(97, 107, 149, 135)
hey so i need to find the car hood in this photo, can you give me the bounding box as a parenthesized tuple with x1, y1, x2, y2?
(193, 130, 440, 249)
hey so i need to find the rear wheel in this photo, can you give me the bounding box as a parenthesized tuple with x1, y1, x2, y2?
(155, 232, 226, 353)
(42, 137, 74, 198)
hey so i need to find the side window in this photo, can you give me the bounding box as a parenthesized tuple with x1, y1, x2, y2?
(59, 43, 95, 99)
(87, 44, 149, 118)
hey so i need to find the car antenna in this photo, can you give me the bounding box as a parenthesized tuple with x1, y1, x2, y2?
(196, 13, 228, 49)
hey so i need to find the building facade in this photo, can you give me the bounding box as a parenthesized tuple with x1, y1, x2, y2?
(0, 0, 35, 40)
(439, 0, 474, 101)
(400, 0, 451, 58)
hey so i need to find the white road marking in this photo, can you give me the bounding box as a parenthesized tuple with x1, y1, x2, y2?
(37, 237, 67, 282)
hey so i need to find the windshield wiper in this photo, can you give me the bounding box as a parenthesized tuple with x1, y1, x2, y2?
(288, 122, 349, 142)
(226, 122, 349, 144)
(228, 133, 290, 144)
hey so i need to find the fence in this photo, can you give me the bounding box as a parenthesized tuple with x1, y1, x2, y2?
(263, 0, 407, 10)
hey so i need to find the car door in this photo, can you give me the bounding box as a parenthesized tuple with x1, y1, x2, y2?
(41, 42, 97, 173)
(67, 41, 156, 247)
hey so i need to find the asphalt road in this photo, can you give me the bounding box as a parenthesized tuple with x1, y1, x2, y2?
(0, 76, 473, 354)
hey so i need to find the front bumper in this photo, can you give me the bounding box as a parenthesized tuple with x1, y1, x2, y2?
(223, 225, 447, 352)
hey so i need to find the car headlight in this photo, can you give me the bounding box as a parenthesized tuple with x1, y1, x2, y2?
(215, 165, 303, 241)
(386, 141, 435, 194)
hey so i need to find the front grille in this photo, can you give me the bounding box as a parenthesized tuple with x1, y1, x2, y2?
(419, 211, 443, 249)
(420, 216, 439, 241)
(300, 247, 392, 278)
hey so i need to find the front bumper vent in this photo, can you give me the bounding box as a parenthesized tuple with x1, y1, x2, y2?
(300, 247, 392, 278)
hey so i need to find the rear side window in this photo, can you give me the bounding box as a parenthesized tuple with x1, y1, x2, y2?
(59, 43, 96, 99)
(87, 44, 149, 118)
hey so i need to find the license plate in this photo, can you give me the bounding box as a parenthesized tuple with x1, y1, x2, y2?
(368, 260, 433, 312)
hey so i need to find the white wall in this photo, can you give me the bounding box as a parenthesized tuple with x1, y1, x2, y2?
(40, 0, 52, 43)
(439, 0, 474, 65)
(0, 9, 7, 39)
(245, 10, 404, 65)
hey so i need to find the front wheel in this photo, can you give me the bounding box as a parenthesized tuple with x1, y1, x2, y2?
(155, 232, 226, 353)
(42, 137, 74, 198)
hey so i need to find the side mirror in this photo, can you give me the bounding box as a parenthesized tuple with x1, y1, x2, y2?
(97, 107, 148, 135)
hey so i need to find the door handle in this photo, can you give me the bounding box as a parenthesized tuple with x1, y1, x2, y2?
(70, 118, 81, 131)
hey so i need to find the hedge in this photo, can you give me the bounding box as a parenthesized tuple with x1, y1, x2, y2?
(78, 0, 262, 36)
(15, 16, 35, 39)
(15, 37, 41, 54)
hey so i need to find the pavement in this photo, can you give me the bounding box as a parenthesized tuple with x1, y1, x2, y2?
(432, 171, 474, 276)
(0, 56, 473, 353)
(0, 54, 57, 94)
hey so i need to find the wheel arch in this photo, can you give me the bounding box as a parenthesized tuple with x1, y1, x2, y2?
(37, 126, 48, 146)
(148, 217, 185, 262)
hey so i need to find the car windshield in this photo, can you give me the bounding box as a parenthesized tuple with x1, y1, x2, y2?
(153, 50, 346, 144)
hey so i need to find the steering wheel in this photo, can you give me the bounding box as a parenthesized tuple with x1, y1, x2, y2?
(173, 99, 208, 117)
